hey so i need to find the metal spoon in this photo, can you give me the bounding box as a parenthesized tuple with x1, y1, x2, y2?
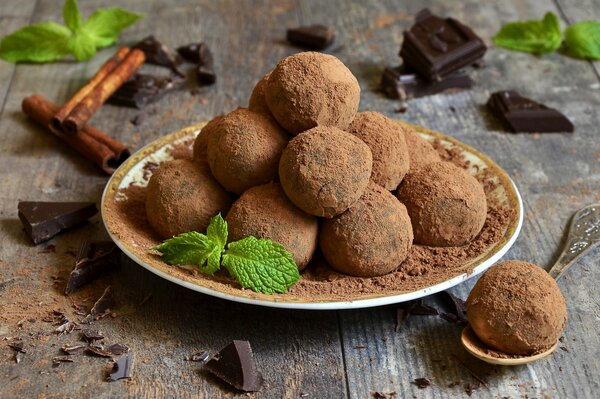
(461, 203, 600, 365)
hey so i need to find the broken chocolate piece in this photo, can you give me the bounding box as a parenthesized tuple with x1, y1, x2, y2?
(17, 201, 98, 245)
(194, 44, 216, 85)
(407, 299, 439, 316)
(133, 35, 183, 75)
(87, 343, 129, 357)
(108, 73, 186, 109)
(400, 9, 486, 80)
(82, 286, 115, 324)
(287, 25, 335, 50)
(486, 90, 574, 133)
(437, 291, 468, 324)
(412, 378, 431, 389)
(203, 340, 263, 392)
(82, 329, 104, 342)
(65, 241, 121, 295)
(176, 42, 209, 64)
(108, 352, 134, 381)
(381, 65, 473, 100)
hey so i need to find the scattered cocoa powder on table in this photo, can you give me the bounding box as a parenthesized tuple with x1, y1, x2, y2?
(103, 136, 516, 302)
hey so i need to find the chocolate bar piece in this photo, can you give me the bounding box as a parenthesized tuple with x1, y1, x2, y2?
(203, 340, 263, 392)
(64, 240, 121, 295)
(195, 45, 216, 85)
(287, 25, 335, 50)
(108, 73, 186, 109)
(400, 9, 486, 80)
(487, 91, 574, 133)
(18, 201, 97, 245)
(108, 353, 134, 381)
(381, 65, 473, 100)
(134, 35, 183, 76)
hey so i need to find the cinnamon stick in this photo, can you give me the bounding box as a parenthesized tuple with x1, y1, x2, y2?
(62, 49, 146, 134)
(51, 47, 131, 132)
(22, 95, 130, 174)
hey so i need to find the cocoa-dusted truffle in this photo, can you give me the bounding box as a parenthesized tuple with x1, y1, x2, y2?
(279, 126, 372, 218)
(265, 52, 360, 134)
(207, 108, 289, 194)
(146, 159, 233, 239)
(226, 183, 318, 270)
(248, 72, 271, 115)
(467, 260, 567, 355)
(396, 162, 486, 246)
(193, 115, 223, 164)
(320, 183, 413, 277)
(347, 111, 409, 191)
(403, 127, 440, 173)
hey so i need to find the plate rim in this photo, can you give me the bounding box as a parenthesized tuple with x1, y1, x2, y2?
(101, 123, 523, 310)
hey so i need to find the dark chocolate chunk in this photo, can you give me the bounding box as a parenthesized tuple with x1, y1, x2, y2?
(486, 90, 574, 133)
(82, 286, 115, 324)
(176, 42, 209, 64)
(381, 65, 473, 100)
(203, 340, 263, 392)
(87, 343, 129, 358)
(407, 299, 439, 316)
(133, 35, 183, 76)
(436, 291, 468, 324)
(287, 25, 335, 50)
(108, 73, 187, 109)
(400, 9, 486, 80)
(65, 241, 121, 295)
(412, 378, 431, 389)
(193, 44, 216, 85)
(17, 201, 98, 245)
(108, 352, 134, 381)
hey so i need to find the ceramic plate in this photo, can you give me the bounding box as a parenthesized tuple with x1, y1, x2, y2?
(101, 122, 523, 310)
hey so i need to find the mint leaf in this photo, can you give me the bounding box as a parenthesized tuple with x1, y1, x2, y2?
(153, 232, 216, 267)
(221, 237, 300, 294)
(204, 251, 222, 275)
(0, 22, 71, 63)
(493, 12, 562, 54)
(83, 8, 142, 48)
(207, 213, 227, 249)
(565, 21, 600, 60)
(68, 29, 96, 61)
(63, 0, 82, 32)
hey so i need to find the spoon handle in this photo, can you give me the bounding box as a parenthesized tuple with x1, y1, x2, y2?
(548, 204, 600, 280)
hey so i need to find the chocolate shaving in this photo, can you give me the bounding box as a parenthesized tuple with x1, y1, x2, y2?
(108, 353, 134, 381)
(52, 355, 74, 367)
(82, 329, 104, 342)
(412, 378, 431, 389)
(82, 286, 115, 324)
(65, 241, 121, 295)
(62, 344, 88, 355)
(54, 321, 76, 335)
(86, 343, 129, 358)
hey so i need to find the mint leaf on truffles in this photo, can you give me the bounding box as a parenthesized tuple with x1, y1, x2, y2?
(153, 231, 217, 268)
(207, 213, 228, 249)
(221, 236, 300, 294)
(493, 12, 562, 54)
(565, 21, 600, 60)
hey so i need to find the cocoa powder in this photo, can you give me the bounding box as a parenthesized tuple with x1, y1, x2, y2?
(104, 139, 516, 302)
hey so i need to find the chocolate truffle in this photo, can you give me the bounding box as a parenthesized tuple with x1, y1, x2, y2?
(146, 159, 233, 239)
(279, 126, 372, 218)
(265, 52, 360, 134)
(248, 72, 271, 115)
(226, 183, 318, 270)
(207, 108, 289, 194)
(403, 127, 441, 173)
(347, 111, 410, 191)
(396, 162, 486, 247)
(467, 260, 568, 355)
(320, 183, 413, 277)
(193, 115, 223, 164)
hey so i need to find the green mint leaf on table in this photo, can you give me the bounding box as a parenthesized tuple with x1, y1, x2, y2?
(0, 23, 71, 63)
(221, 236, 300, 294)
(63, 0, 82, 32)
(0, 0, 141, 63)
(82, 7, 142, 48)
(565, 21, 600, 60)
(153, 232, 216, 268)
(493, 12, 562, 54)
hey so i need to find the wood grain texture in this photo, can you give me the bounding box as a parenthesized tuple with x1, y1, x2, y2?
(1, 0, 599, 398)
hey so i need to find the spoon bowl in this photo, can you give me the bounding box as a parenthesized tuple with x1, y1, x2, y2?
(461, 203, 600, 365)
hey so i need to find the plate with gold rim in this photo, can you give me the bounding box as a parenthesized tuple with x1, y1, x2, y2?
(101, 121, 523, 310)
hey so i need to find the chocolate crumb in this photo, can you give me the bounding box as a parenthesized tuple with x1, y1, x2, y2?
(412, 378, 431, 388)
(371, 392, 397, 398)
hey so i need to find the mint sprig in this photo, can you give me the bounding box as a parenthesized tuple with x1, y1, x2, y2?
(152, 214, 300, 294)
(565, 21, 600, 60)
(493, 12, 562, 54)
(0, 0, 142, 63)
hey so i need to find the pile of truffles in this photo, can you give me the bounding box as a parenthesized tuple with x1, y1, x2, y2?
(146, 51, 488, 278)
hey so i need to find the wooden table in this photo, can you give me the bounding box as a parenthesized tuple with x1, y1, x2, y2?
(1, 1, 599, 397)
